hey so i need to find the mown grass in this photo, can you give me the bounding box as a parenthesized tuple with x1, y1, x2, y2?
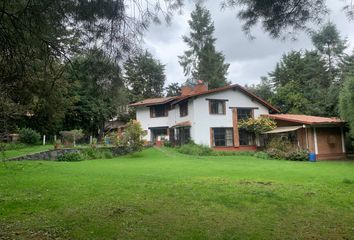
(0, 147, 353, 239)
(1, 145, 53, 159)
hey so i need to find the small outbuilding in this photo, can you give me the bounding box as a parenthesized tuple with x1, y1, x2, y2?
(263, 114, 346, 160)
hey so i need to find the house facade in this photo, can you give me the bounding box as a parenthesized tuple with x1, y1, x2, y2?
(130, 82, 279, 151)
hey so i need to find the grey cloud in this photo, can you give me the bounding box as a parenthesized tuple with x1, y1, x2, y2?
(143, 0, 354, 87)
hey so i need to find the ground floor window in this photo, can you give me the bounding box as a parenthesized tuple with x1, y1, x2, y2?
(212, 128, 233, 147)
(150, 128, 168, 143)
(176, 127, 191, 145)
(239, 129, 255, 146)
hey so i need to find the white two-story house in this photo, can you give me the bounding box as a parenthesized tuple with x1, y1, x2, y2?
(129, 82, 279, 151)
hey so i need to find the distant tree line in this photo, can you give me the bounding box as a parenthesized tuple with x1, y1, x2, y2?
(1, 0, 354, 140)
(246, 22, 354, 140)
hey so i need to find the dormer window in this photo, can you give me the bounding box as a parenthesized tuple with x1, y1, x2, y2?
(179, 101, 188, 117)
(150, 105, 168, 118)
(209, 99, 226, 115)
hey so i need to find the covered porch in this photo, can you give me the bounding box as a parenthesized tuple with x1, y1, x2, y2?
(263, 114, 347, 160)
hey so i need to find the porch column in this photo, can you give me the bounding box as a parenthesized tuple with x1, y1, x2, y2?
(313, 127, 318, 155)
(341, 126, 346, 153)
(232, 108, 240, 147)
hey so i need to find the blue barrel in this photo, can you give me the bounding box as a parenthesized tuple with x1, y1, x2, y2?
(309, 152, 316, 162)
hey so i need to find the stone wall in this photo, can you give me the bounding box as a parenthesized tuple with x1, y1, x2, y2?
(7, 147, 130, 161)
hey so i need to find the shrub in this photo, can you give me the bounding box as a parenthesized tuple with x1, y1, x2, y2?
(265, 137, 309, 161)
(285, 149, 309, 161)
(19, 128, 40, 144)
(120, 120, 146, 152)
(2, 143, 28, 150)
(57, 152, 83, 162)
(163, 140, 173, 148)
(81, 148, 114, 160)
(177, 143, 255, 157)
(177, 143, 213, 156)
(59, 129, 84, 146)
(239, 117, 277, 134)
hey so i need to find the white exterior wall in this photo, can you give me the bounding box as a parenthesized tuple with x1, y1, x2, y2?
(191, 89, 270, 146)
(136, 106, 169, 141)
(135, 89, 270, 144)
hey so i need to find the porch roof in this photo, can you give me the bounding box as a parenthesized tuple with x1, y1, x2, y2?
(262, 114, 345, 125)
(171, 121, 191, 128)
(264, 126, 303, 134)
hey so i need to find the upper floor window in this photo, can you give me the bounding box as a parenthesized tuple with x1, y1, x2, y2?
(209, 100, 226, 115)
(179, 101, 188, 117)
(150, 105, 168, 118)
(237, 108, 253, 120)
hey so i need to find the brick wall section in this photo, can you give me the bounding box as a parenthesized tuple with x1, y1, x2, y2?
(181, 86, 193, 96)
(181, 83, 208, 96)
(316, 127, 343, 155)
(232, 108, 240, 147)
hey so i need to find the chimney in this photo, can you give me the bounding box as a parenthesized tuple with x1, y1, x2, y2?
(181, 85, 193, 96)
(181, 80, 208, 96)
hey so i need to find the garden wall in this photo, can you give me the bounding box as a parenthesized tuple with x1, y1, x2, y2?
(7, 147, 130, 161)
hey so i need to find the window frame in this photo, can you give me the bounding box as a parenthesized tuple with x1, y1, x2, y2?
(179, 101, 188, 117)
(150, 104, 168, 118)
(237, 108, 253, 121)
(212, 128, 234, 147)
(238, 129, 255, 146)
(208, 99, 227, 115)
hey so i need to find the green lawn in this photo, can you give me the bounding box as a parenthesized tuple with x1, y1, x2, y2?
(2, 145, 54, 159)
(0, 148, 353, 239)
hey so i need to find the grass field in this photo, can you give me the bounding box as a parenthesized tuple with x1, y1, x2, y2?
(1, 145, 53, 159)
(0, 147, 353, 239)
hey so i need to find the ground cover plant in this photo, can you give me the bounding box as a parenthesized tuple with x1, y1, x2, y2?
(176, 142, 255, 157)
(0, 147, 353, 239)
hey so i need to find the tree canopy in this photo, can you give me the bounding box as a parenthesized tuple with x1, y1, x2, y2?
(179, 4, 229, 89)
(64, 49, 126, 137)
(124, 51, 166, 102)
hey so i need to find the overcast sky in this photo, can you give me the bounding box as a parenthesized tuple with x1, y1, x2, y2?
(143, 0, 354, 87)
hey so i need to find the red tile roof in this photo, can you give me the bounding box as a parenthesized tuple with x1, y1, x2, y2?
(129, 84, 279, 112)
(263, 114, 345, 125)
(172, 84, 280, 113)
(129, 96, 180, 107)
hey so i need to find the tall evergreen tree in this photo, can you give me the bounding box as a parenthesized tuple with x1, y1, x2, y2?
(165, 83, 182, 97)
(311, 22, 347, 81)
(179, 4, 229, 89)
(339, 51, 354, 138)
(267, 51, 333, 116)
(339, 75, 354, 138)
(124, 51, 166, 102)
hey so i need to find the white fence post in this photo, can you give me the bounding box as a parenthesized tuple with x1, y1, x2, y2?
(43, 135, 46, 145)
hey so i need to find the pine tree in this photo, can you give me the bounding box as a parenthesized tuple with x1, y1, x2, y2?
(311, 22, 347, 81)
(178, 4, 229, 89)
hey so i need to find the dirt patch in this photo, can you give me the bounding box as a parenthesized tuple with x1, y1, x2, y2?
(238, 180, 273, 186)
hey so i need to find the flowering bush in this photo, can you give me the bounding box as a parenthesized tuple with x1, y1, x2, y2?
(238, 117, 276, 134)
